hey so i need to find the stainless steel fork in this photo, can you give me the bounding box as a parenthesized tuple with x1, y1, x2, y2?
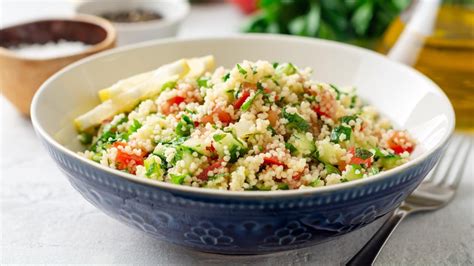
(346, 134, 473, 266)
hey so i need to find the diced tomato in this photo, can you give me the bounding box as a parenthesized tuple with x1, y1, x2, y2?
(161, 96, 186, 115)
(167, 96, 185, 105)
(313, 89, 336, 118)
(263, 156, 286, 167)
(113, 142, 145, 174)
(387, 130, 415, 154)
(348, 147, 372, 167)
(233, 89, 251, 109)
(201, 107, 233, 125)
(197, 159, 224, 181)
(206, 143, 216, 153)
(313, 106, 331, 118)
(193, 121, 200, 127)
(267, 109, 279, 127)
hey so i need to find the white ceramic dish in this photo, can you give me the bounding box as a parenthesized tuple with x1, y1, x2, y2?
(75, 0, 189, 46)
(30, 35, 455, 254)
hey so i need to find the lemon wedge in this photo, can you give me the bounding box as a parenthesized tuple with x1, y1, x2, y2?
(74, 61, 188, 131)
(97, 55, 215, 102)
(186, 55, 215, 78)
(98, 59, 189, 102)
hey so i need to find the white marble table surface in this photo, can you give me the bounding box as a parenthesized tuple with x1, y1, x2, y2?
(1, 1, 473, 265)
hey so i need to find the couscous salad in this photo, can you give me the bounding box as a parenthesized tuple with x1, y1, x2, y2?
(75, 55, 415, 191)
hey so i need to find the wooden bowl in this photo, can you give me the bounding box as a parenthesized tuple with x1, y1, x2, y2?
(0, 15, 116, 116)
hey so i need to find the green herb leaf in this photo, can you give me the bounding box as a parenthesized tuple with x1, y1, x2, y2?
(285, 142, 297, 154)
(282, 108, 309, 132)
(241, 83, 264, 111)
(330, 125, 352, 143)
(355, 148, 373, 159)
(175, 115, 194, 137)
(267, 125, 277, 136)
(351, 1, 374, 36)
(340, 115, 358, 124)
(222, 72, 230, 81)
(330, 84, 343, 100)
(236, 64, 247, 75)
(277, 183, 289, 190)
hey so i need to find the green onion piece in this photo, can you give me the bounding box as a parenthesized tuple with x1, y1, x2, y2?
(241, 83, 264, 111)
(330, 84, 342, 100)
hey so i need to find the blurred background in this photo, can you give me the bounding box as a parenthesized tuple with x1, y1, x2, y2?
(1, 0, 473, 130)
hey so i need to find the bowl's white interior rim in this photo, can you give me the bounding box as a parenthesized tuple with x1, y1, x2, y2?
(31, 34, 455, 199)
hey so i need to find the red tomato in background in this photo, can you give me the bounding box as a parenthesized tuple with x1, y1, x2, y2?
(228, 0, 258, 14)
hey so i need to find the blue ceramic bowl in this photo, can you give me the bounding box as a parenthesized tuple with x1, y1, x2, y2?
(31, 35, 454, 254)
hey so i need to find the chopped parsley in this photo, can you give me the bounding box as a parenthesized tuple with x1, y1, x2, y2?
(330, 84, 343, 100)
(222, 72, 230, 81)
(282, 108, 309, 132)
(237, 64, 247, 75)
(340, 115, 358, 125)
(241, 82, 264, 111)
(285, 142, 297, 154)
(123, 119, 142, 140)
(175, 115, 194, 137)
(355, 148, 373, 159)
(330, 125, 352, 143)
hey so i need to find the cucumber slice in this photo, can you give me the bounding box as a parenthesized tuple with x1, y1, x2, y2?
(144, 155, 164, 180)
(344, 164, 364, 181)
(182, 137, 210, 156)
(212, 132, 246, 162)
(288, 132, 316, 157)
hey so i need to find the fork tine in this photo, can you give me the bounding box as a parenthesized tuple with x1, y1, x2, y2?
(428, 136, 463, 184)
(447, 136, 472, 189)
(423, 137, 456, 183)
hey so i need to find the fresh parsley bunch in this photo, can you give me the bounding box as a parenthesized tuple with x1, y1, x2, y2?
(244, 0, 411, 48)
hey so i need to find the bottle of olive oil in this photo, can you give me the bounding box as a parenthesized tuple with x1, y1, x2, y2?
(378, 0, 474, 131)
